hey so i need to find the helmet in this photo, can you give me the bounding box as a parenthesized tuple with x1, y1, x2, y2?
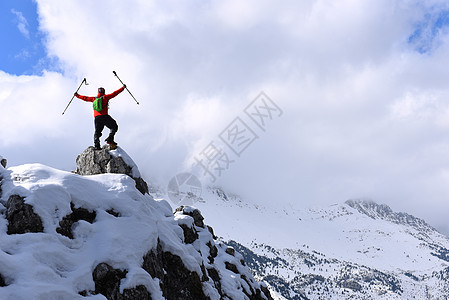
(98, 87, 105, 94)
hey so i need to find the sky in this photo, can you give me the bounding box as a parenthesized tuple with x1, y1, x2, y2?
(3, 0, 449, 235)
(0, 0, 48, 74)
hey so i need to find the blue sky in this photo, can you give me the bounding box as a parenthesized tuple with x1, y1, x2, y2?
(0, 0, 47, 75)
(408, 9, 449, 53)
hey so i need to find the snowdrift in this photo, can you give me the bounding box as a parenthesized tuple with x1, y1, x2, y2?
(0, 147, 272, 300)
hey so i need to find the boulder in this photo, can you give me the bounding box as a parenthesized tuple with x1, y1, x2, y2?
(56, 203, 96, 239)
(90, 263, 152, 300)
(142, 243, 207, 300)
(75, 146, 149, 195)
(5, 195, 44, 235)
(174, 206, 205, 227)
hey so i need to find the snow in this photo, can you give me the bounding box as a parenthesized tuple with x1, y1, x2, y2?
(174, 212, 194, 227)
(0, 163, 161, 299)
(186, 188, 449, 272)
(165, 186, 449, 298)
(0, 160, 265, 299)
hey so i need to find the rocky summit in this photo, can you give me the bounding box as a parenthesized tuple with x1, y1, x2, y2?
(0, 147, 272, 300)
(75, 146, 149, 196)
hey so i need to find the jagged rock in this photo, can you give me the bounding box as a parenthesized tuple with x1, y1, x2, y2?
(225, 261, 239, 274)
(161, 251, 207, 300)
(0, 157, 6, 168)
(93, 263, 126, 299)
(75, 146, 149, 195)
(56, 203, 96, 239)
(142, 241, 207, 300)
(133, 177, 149, 196)
(260, 284, 273, 300)
(207, 225, 217, 239)
(199, 263, 209, 282)
(207, 267, 226, 298)
(225, 246, 235, 256)
(144, 245, 212, 297)
(240, 274, 258, 298)
(142, 241, 164, 281)
(121, 285, 152, 300)
(206, 241, 218, 263)
(5, 195, 44, 234)
(179, 223, 198, 244)
(106, 209, 120, 217)
(91, 263, 152, 300)
(171, 206, 272, 300)
(175, 206, 204, 227)
(175, 206, 203, 244)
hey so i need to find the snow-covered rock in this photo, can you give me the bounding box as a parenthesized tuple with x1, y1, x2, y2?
(0, 150, 272, 300)
(75, 146, 149, 196)
(5, 194, 44, 235)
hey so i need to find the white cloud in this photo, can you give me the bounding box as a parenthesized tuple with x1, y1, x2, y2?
(0, 71, 89, 145)
(11, 9, 30, 39)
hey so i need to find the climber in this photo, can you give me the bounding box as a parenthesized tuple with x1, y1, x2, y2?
(75, 85, 126, 150)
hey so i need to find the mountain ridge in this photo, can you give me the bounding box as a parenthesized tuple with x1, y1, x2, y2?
(0, 149, 272, 300)
(175, 186, 449, 299)
(345, 198, 436, 234)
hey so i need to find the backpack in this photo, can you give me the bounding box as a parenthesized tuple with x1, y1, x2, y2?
(93, 96, 104, 112)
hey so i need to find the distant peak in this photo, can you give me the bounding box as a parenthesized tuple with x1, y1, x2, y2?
(345, 199, 435, 233)
(345, 199, 393, 218)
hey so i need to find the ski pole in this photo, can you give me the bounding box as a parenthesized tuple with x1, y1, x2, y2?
(112, 71, 139, 105)
(62, 78, 88, 115)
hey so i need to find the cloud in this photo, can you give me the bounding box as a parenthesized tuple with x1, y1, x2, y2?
(0, 70, 89, 145)
(11, 9, 30, 39)
(3, 0, 449, 234)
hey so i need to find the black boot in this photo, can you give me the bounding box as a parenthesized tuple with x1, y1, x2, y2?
(105, 133, 117, 145)
(94, 139, 101, 150)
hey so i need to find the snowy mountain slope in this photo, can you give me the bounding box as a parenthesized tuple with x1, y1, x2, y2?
(163, 187, 449, 299)
(0, 149, 272, 300)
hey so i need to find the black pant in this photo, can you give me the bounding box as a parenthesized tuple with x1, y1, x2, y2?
(94, 115, 118, 144)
